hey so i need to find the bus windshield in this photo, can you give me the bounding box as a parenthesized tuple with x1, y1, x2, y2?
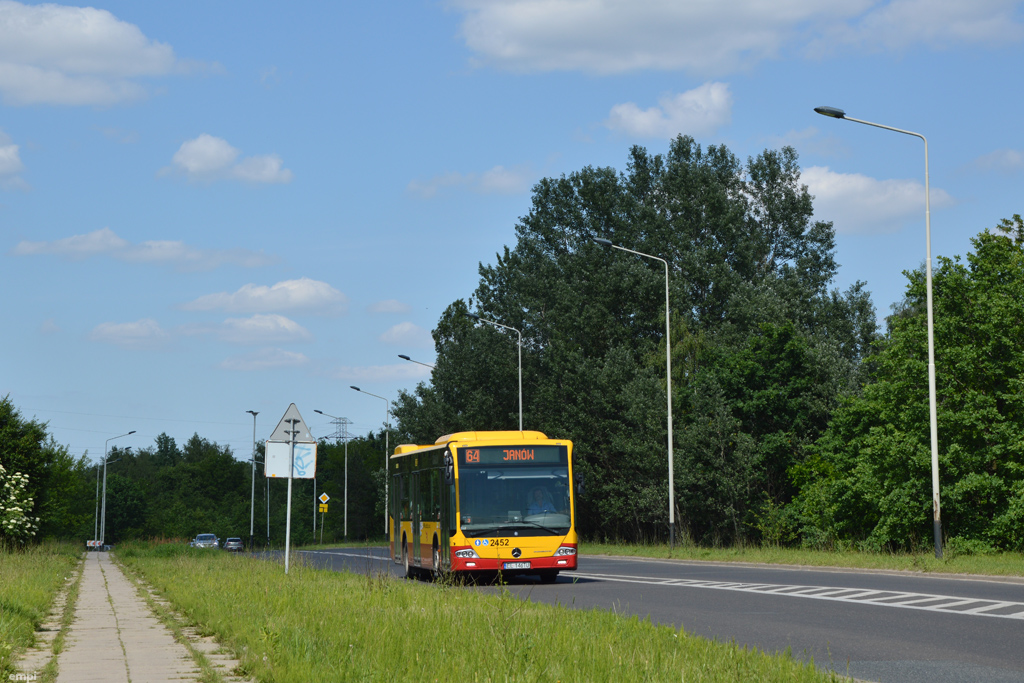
(457, 447, 571, 537)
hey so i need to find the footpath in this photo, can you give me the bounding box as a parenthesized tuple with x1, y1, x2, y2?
(54, 551, 199, 683)
(16, 551, 249, 683)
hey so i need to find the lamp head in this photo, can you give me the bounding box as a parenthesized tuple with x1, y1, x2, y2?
(398, 354, 411, 361)
(467, 313, 479, 322)
(814, 106, 846, 119)
(314, 410, 323, 415)
(350, 386, 361, 392)
(246, 410, 258, 417)
(593, 238, 613, 247)
(128, 430, 136, 435)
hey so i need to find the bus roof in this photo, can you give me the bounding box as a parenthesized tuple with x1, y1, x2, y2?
(390, 431, 555, 459)
(434, 430, 549, 444)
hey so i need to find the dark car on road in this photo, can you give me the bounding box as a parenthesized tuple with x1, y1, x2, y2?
(223, 537, 244, 552)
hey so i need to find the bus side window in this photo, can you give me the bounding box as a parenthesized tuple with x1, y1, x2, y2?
(430, 469, 441, 520)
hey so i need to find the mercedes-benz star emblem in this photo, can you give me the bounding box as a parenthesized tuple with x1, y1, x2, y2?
(511, 547, 522, 558)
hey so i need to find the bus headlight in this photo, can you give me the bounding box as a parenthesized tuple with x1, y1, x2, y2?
(553, 546, 577, 556)
(455, 549, 479, 558)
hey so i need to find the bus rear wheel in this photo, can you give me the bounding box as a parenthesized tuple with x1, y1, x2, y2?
(402, 539, 413, 579)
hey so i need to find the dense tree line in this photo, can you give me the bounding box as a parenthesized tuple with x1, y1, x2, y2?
(795, 216, 1024, 552)
(0, 396, 391, 545)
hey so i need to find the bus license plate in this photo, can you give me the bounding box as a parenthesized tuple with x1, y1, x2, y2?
(503, 561, 531, 570)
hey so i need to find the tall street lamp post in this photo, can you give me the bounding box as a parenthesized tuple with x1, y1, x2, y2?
(246, 410, 259, 551)
(100, 430, 135, 546)
(351, 386, 391, 535)
(468, 314, 523, 432)
(814, 105, 942, 559)
(594, 237, 676, 549)
(315, 409, 350, 539)
(94, 463, 101, 542)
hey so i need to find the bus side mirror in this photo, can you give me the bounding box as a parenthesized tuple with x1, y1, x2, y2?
(575, 472, 585, 497)
(444, 451, 454, 485)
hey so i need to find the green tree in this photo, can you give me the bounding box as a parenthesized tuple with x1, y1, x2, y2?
(796, 218, 1024, 551)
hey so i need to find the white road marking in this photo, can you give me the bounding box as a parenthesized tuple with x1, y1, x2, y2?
(573, 571, 1024, 620)
(300, 549, 394, 563)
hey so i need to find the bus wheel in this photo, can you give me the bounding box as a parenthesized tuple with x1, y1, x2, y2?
(538, 570, 559, 584)
(402, 538, 413, 579)
(432, 543, 443, 580)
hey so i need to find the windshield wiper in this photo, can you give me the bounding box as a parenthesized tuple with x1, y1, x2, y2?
(463, 528, 500, 538)
(493, 520, 564, 535)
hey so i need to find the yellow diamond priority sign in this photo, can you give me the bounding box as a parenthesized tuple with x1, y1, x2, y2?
(319, 492, 330, 504)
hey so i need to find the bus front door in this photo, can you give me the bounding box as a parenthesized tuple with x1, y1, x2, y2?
(392, 473, 401, 562)
(411, 472, 422, 566)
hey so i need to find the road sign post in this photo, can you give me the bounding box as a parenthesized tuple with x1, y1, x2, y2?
(265, 404, 316, 575)
(318, 493, 329, 544)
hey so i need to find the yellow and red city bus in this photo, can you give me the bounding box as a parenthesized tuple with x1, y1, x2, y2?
(389, 430, 578, 582)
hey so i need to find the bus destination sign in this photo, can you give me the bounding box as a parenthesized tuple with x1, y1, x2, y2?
(461, 445, 565, 466)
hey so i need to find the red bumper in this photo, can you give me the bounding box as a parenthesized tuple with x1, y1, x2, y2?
(450, 547, 577, 572)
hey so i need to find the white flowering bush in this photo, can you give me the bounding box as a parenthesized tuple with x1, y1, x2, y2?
(0, 462, 39, 544)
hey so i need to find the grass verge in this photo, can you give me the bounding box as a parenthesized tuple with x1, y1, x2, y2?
(580, 541, 1024, 577)
(0, 542, 82, 678)
(117, 542, 846, 682)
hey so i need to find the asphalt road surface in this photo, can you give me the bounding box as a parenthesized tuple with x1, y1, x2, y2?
(295, 547, 1024, 683)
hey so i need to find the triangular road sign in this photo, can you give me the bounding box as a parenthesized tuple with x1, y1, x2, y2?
(267, 403, 315, 443)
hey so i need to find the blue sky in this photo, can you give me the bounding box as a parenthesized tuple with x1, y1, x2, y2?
(2, 0, 1023, 462)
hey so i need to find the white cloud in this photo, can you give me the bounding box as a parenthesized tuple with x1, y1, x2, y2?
(182, 278, 348, 315)
(452, 0, 1022, 75)
(606, 83, 732, 139)
(407, 164, 532, 198)
(973, 148, 1024, 174)
(804, 165, 954, 235)
(163, 134, 293, 184)
(38, 318, 60, 335)
(328, 364, 428, 383)
(0, 1, 194, 105)
(220, 348, 310, 372)
(378, 322, 434, 348)
(368, 299, 412, 314)
(217, 314, 311, 345)
(808, 0, 1024, 55)
(12, 227, 274, 271)
(0, 128, 26, 189)
(89, 318, 168, 350)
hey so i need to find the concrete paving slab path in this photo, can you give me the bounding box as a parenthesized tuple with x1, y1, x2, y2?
(55, 552, 199, 683)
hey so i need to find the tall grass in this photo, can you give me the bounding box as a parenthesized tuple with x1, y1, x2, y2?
(580, 541, 1024, 576)
(0, 542, 81, 677)
(118, 543, 843, 682)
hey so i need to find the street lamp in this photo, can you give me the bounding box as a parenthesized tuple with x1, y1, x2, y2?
(100, 430, 135, 545)
(315, 409, 351, 539)
(398, 354, 435, 369)
(246, 410, 258, 551)
(351, 386, 391, 535)
(814, 105, 942, 559)
(594, 237, 676, 549)
(467, 314, 523, 432)
(93, 462, 101, 542)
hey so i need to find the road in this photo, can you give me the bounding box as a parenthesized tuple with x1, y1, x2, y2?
(295, 547, 1024, 683)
